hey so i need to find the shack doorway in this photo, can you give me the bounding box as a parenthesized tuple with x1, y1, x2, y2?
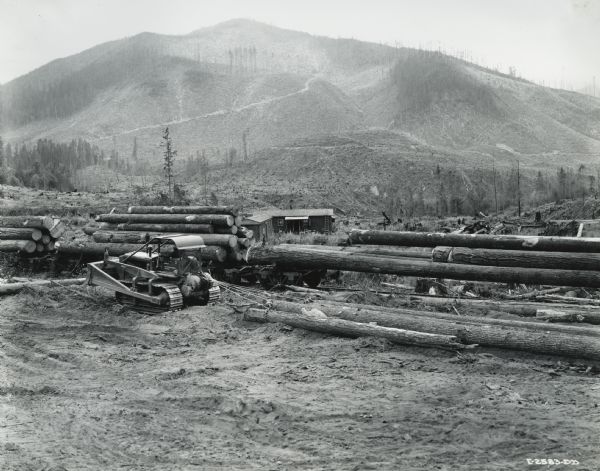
(285, 216, 308, 233)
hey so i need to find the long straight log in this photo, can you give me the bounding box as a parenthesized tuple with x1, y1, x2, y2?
(0, 216, 54, 230)
(269, 300, 600, 360)
(56, 242, 226, 263)
(96, 230, 237, 251)
(127, 205, 239, 216)
(0, 240, 37, 253)
(433, 246, 600, 271)
(41, 235, 52, 244)
(93, 230, 159, 244)
(0, 228, 42, 241)
(172, 234, 238, 248)
(57, 242, 151, 257)
(116, 223, 214, 234)
(36, 242, 45, 252)
(279, 243, 432, 259)
(244, 308, 467, 349)
(290, 299, 600, 335)
(350, 229, 600, 253)
(97, 213, 234, 227)
(0, 278, 86, 295)
(247, 245, 600, 288)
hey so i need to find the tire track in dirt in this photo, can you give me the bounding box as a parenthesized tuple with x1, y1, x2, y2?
(0, 291, 599, 469)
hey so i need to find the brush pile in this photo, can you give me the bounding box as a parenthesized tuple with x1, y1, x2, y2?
(0, 215, 65, 255)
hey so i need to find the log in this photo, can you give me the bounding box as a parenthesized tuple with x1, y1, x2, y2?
(535, 295, 600, 306)
(213, 225, 238, 235)
(271, 300, 600, 337)
(247, 245, 600, 288)
(55, 241, 226, 263)
(93, 230, 159, 244)
(48, 219, 66, 238)
(0, 240, 37, 253)
(504, 287, 563, 300)
(405, 294, 600, 319)
(151, 233, 237, 248)
(36, 242, 45, 252)
(116, 223, 214, 234)
(237, 227, 254, 239)
(244, 308, 467, 350)
(537, 309, 587, 323)
(433, 246, 600, 271)
(41, 234, 52, 244)
(238, 237, 251, 248)
(0, 216, 54, 230)
(268, 301, 600, 360)
(227, 247, 245, 263)
(279, 244, 432, 259)
(196, 246, 228, 263)
(234, 215, 243, 227)
(0, 277, 86, 295)
(82, 226, 99, 236)
(350, 229, 600, 253)
(97, 213, 234, 227)
(127, 205, 239, 216)
(56, 242, 152, 258)
(46, 241, 56, 251)
(0, 228, 43, 241)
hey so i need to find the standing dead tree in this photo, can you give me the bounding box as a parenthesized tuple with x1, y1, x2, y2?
(161, 127, 177, 203)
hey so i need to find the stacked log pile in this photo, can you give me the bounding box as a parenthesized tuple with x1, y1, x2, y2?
(62, 205, 252, 263)
(246, 230, 600, 289)
(0, 216, 65, 255)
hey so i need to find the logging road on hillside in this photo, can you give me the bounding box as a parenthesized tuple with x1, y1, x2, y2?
(88, 76, 323, 143)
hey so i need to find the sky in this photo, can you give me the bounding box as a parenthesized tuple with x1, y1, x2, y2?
(1, 0, 599, 92)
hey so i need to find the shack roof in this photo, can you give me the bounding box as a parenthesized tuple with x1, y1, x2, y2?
(263, 208, 335, 218)
(243, 213, 272, 224)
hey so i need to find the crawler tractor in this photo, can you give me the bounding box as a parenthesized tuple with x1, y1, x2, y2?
(86, 235, 220, 313)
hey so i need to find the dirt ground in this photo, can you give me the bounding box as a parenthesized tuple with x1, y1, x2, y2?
(0, 287, 599, 470)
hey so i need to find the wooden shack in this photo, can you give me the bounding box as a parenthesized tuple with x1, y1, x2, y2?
(242, 213, 274, 242)
(265, 208, 335, 234)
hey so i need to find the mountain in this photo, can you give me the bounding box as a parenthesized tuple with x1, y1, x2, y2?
(1, 18, 600, 168)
